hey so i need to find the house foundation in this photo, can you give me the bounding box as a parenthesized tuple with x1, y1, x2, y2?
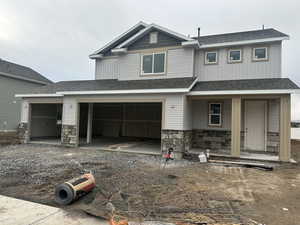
(161, 129, 192, 158)
(18, 122, 30, 144)
(61, 125, 78, 147)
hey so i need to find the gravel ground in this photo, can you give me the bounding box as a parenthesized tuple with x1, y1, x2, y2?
(0, 143, 300, 225)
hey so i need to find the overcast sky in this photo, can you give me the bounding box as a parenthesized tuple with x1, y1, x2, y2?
(0, 0, 299, 119)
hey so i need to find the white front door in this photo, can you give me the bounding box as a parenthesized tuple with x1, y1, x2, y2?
(244, 101, 266, 151)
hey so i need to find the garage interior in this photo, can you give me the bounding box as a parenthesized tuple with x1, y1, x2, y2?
(79, 102, 162, 154)
(30, 103, 62, 144)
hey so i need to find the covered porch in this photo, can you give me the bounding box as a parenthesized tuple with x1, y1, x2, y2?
(187, 94, 291, 162)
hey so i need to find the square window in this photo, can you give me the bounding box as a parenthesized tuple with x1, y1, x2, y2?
(205, 51, 217, 64)
(141, 52, 166, 75)
(228, 49, 242, 62)
(253, 47, 268, 61)
(208, 103, 222, 126)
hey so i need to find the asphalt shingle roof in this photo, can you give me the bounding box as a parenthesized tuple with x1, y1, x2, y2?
(193, 28, 288, 45)
(191, 78, 299, 92)
(0, 59, 52, 84)
(30, 77, 197, 94)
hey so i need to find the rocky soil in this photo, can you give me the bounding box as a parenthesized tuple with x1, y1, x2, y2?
(0, 142, 300, 225)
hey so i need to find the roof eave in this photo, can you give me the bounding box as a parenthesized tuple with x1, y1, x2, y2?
(15, 93, 63, 98)
(199, 36, 289, 49)
(56, 88, 191, 96)
(0, 72, 50, 85)
(90, 21, 148, 56)
(188, 89, 299, 96)
(117, 23, 193, 49)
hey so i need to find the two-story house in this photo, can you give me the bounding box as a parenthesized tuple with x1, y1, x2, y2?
(16, 22, 299, 162)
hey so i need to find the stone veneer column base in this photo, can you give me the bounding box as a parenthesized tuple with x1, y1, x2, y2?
(61, 125, 78, 147)
(18, 122, 30, 144)
(161, 130, 192, 159)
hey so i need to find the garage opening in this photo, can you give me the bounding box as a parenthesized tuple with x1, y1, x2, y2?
(30, 104, 62, 144)
(79, 102, 162, 154)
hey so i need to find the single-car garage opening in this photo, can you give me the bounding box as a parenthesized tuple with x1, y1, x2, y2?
(79, 102, 162, 154)
(30, 104, 62, 144)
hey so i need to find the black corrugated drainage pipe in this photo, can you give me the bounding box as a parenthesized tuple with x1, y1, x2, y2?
(55, 173, 96, 205)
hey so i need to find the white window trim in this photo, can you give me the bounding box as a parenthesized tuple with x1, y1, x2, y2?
(253, 47, 268, 61)
(205, 51, 218, 64)
(208, 103, 222, 126)
(141, 52, 166, 75)
(228, 49, 242, 63)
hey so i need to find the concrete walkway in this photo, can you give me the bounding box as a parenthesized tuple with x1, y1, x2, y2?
(0, 195, 107, 225)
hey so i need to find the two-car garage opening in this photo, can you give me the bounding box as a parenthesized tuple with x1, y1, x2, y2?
(79, 102, 162, 153)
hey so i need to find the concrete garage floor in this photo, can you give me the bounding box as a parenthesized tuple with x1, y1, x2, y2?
(80, 137, 161, 155)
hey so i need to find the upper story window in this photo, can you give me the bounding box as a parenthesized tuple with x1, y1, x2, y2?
(208, 103, 222, 126)
(253, 47, 268, 61)
(149, 32, 158, 44)
(228, 49, 242, 63)
(205, 51, 218, 64)
(141, 52, 166, 75)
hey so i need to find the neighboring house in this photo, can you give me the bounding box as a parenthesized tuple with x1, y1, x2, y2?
(16, 22, 299, 162)
(0, 59, 52, 143)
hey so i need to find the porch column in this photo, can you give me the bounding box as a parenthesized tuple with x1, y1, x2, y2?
(86, 103, 93, 144)
(231, 96, 241, 157)
(61, 97, 79, 147)
(279, 95, 291, 162)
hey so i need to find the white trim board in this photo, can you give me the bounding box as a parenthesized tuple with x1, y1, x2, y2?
(57, 88, 190, 95)
(188, 89, 300, 96)
(15, 94, 63, 98)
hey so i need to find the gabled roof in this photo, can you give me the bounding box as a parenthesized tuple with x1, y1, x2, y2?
(90, 21, 148, 57)
(0, 59, 52, 84)
(116, 23, 192, 49)
(193, 28, 289, 45)
(16, 77, 198, 97)
(90, 22, 192, 58)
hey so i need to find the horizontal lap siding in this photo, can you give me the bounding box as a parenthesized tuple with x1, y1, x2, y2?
(0, 76, 43, 130)
(192, 99, 232, 130)
(95, 58, 119, 80)
(195, 42, 282, 81)
(268, 99, 280, 132)
(117, 48, 194, 80)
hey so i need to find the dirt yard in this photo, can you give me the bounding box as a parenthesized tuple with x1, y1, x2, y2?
(0, 142, 300, 225)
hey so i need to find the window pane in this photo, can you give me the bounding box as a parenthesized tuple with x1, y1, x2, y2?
(154, 53, 165, 73)
(210, 115, 221, 125)
(142, 55, 153, 73)
(255, 48, 266, 59)
(210, 104, 221, 114)
(230, 50, 241, 61)
(206, 52, 217, 63)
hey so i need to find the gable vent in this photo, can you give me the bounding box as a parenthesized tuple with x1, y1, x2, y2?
(150, 32, 158, 44)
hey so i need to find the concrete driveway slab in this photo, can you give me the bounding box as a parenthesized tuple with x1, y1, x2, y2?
(0, 195, 106, 225)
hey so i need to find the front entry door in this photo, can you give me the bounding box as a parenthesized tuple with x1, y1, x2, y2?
(244, 101, 266, 151)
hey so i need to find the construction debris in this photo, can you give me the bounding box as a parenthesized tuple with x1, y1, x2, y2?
(209, 160, 274, 171)
(55, 173, 96, 205)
